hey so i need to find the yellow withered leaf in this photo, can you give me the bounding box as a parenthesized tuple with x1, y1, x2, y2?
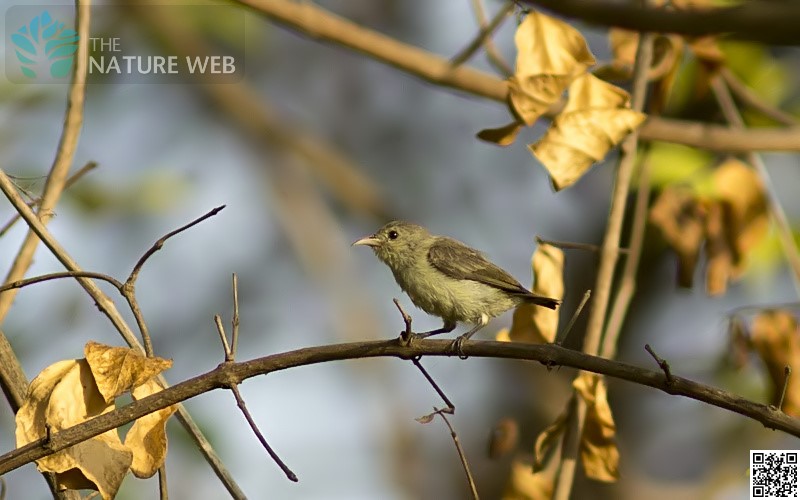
(502, 456, 558, 500)
(85, 341, 173, 403)
(16, 359, 132, 499)
(476, 121, 524, 146)
(751, 310, 800, 416)
(649, 186, 706, 288)
(531, 74, 646, 191)
(496, 242, 564, 344)
(573, 373, 619, 482)
(704, 201, 734, 296)
(509, 11, 595, 125)
(125, 379, 178, 478)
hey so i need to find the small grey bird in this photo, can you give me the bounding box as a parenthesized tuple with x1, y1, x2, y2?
(353, 221, 559, 349)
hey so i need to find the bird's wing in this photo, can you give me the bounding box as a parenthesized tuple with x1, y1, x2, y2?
(427, 237, 531, 296)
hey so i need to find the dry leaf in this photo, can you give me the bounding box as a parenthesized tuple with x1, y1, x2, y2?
(488, 417, 520, 459)
(16, 359, 132, 499)
(712, 159, 768, 277)
(477, 121, 524, 146)
(649, 186, 706, 288)
(502, 456, 558, 500)
(533, 402, 570, 471)
(125, 379, 178, 478)
(508, 11, 595, 126)
(750, 310, 800, 416)
(704, 201, 734, 296)
(531, 74, 646, 191)
(573, 373, 619, 482)
(85, 341, 173, 403)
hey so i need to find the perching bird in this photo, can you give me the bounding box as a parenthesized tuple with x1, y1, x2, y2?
(353, 221, 559, 350)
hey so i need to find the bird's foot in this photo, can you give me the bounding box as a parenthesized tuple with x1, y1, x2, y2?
(449, 335, 469, 360)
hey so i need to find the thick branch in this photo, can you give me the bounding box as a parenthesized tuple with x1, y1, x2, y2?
(233, 0, 800, 153)
(522, 0, 800, 45)
(1, 339, 798, 475)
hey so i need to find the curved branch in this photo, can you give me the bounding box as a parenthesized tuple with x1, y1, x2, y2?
(233, 0, 800, 153)
(1, 339, 796, 476)
(522, 0, 800, 45)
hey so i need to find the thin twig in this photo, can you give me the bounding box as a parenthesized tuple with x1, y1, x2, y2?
(710, 76, 800, 294)
(214, 315, 233, 361)
(430, 407, 479, 499)
(468, 0, 514, 76)
(0, 161, 98, 238)
(231, 274, 240, 359)
(451, 1, 514, 69)
(776, 365, 792, 412)
(0, 0, 90, 323)
(393, 298, 413, 343)
(158, 465, 168, 500)
(535, 237, 629, 255)
(644, 344, 674, 385)
(720, 68, 798, 127)
(229, 384, 298, 482)
(555, 290, 592, 346)
(412, 357, 455, 412)
(0, 271, 124, 293)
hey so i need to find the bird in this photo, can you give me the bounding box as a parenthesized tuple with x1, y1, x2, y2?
(353, 221, 559, 351)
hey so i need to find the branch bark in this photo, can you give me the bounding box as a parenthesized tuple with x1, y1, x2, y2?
(1, 338, 797, 476)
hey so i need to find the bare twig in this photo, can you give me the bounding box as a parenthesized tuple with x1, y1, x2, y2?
(412, 357, 455, 412)
(158, 465, 168, 500)
(775, 365, 792, 412)
(230, 384, 298, 482)
(721, 68, 798, 127)
(231, 274, 240, 359)
(393, 298, 413, 343)
(555, 290, 592, 346)
(553, 30, 654, 500)
(450, 1, 514, 69)
(0, 271, 124, 293)
(468, 0, 514, 76)
(536, 237, 629, 255)
(521, 0, 800, 44)
(0, 0, 90, 323)
(232, 0, 800, 152)
(214, 315, 233, 361)
(5, 338, 800, 476)
(0, 161, 98, 238)
(424, 407, 479, 499)
(711, 76, 800, 293)
(644, 344, 674, 385)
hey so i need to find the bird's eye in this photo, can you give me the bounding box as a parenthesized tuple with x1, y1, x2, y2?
(388, 230, 398, 240)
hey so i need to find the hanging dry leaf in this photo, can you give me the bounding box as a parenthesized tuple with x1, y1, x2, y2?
(496, 242, 565, 343)
(125, 379, 178, 478)
(508, 11, 595, 126)
(530, 74, 646, 191)
(502, 456, 558, 500)
(704, 201, 735, 296)
(533, 400, 571, 471)
(573, 373, 619, 482)
(750, 310, 800, 416)
(712, 159, 768, 277)
(16, 359, 132, 499)
(477, 121, 524, 146)
(649, 186, 706, 288)
(85, 341, 173, 403)
(488, 417, 520, 459)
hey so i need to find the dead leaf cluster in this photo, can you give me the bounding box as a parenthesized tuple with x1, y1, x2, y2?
(15, 342, 175, 499)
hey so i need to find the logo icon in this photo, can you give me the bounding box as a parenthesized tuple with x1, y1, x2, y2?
(11, 10, 78, 79)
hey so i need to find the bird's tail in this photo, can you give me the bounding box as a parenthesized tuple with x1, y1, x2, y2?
(521, 293, 560, 310)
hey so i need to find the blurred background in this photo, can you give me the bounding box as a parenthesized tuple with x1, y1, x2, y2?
(0, 0, 799, 498)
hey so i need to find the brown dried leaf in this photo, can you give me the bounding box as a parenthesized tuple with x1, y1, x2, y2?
(649, 186, 706, 288)
(533, 401, 571, 471)
(530, 74, 646, 191)
(751, 310, 800, 416)
(415, 412, 436, 424)
(85, 341, 173, 403)
(488, 417, 520, 459)
(704, 201, 734, 296)
(477, 121, 524, 146)
(712, 159, 768, 277)
(125, 379, 178, 478)
(509, 11, 595, 125)
(16, 359, 132, 499)
(573, 373, 619, 482)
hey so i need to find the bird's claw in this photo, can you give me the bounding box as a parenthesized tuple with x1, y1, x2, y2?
(450, 336, 469, 359)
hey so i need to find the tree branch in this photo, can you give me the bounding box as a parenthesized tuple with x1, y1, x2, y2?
(521, 0, 800, 45)
(232, 0, 800, 153)
(1, 338, 798, 476)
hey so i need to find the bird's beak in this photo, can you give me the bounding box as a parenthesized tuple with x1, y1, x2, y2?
(352, 235, 381, 247)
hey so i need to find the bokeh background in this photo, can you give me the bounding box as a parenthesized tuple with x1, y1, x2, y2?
(1, 1, 799, 498)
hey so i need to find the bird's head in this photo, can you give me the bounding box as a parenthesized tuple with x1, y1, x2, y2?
(352, 221, 430, 271)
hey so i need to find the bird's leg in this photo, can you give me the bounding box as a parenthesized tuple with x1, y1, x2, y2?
(451, 314, 489, 359)
(413, 321, 456, 340)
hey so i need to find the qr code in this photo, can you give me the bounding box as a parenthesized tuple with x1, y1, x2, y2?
(752, 450, 799, 499)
